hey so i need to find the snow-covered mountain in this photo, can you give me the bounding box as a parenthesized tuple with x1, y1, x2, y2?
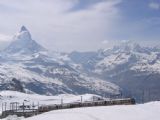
(1, 26, 159, 102)
(0, 26, 120, 96)
(4, 26, 46, 54)
(68, 41, 160, 102)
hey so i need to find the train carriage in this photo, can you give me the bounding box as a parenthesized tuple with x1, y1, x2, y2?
(38, 98, 135, 113)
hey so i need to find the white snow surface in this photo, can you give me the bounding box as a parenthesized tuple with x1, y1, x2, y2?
(0, 91, 104, 112)
(9, 102, 160, 120)
(1, 91, 160, 120)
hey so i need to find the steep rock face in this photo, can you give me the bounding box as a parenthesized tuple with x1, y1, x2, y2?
(8, 78, 25, 92)
(0, 26, 120, 96)
(4, 26, 46, 54)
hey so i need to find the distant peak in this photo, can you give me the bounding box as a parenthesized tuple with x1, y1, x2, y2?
(20, 26, 28, 32)
(4, 26, 46, 54)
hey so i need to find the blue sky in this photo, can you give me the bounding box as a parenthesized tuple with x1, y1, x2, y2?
(0, 0, 160, 51)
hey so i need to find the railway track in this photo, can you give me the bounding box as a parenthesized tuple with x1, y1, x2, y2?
(38, 98, 135, 112)
(0, 98, 135, 119)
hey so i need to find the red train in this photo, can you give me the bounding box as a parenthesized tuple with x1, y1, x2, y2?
(38, 98, 135, 113)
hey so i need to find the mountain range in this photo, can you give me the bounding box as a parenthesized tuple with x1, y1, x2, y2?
(0, 26, 120, 96)
(0, 26, 160, 102)
(69, 42, 160, 102)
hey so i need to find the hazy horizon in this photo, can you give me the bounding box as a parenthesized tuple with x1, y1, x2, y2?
(0, 0, 160, 52)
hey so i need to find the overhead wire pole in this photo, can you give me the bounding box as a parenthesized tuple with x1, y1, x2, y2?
(148, 89, 151, 102)
(4, 102, 7, 115)
(61, 98, 63, 105)
(5, 102, 7, 112)
(37, 102, 39, 115)
(2, 103, 3, 114)
(141, 71, 154, 103)
(142, 90, 144, 103)
(23, 102, 25, 116)
(16, 102, 17, 112)
(81, 96, 83, 103)
(32, 102, 35, 115)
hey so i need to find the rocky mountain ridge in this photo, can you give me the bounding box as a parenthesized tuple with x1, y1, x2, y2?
(0, 26, 120, 96)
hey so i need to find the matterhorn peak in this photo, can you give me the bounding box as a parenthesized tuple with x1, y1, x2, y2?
(15, 26, 32, 41)
(3, 26, 46, 54)
(20, 26, 28, 32)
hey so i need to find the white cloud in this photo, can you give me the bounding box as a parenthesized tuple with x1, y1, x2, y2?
(0, 34, 11, 42)
(149, 2, 160, 10)
(0, 0, 122, 52)
(102, 40, 109, 44)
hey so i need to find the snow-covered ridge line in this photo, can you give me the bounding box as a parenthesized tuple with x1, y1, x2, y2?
(68, 41, 160, 102)
(0, 26, 120, 96)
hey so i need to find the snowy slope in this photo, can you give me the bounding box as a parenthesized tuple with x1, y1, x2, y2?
(12, 102, 159, 120)
(1, 91, 160, 120)
(68, 42, 160, 102)
(0, 26, 120, 96)
(4, 26, 46, 54)
(0, 90, 105, 113)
